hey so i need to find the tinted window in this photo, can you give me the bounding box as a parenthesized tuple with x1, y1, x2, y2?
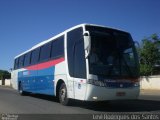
(24, 52, 31, 66)
(14, 58, 19, 69)
(31, 48, 40, 64)
(19, 55, 24, 68)
(51, 36, 64, 59)
(67, 27, 86, 78)
(40, 42, 51, 61)
(86, 26, 139, 78)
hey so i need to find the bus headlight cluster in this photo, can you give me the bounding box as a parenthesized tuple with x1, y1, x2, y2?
(88, 79, 107, 87)
(88, 79, 140, 88)
(134, 82, 140, 87)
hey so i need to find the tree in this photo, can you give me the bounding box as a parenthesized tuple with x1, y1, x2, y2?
(0, 70, 11, 85)
(139, 34, 160, 76)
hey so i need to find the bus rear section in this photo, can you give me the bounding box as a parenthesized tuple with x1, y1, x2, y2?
(12, 35, 66, 97)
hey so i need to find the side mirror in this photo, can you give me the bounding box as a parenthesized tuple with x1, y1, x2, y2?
(9, 68, 13, 72)
(134, 41, 140, 49)
(134, 41, 141, 63)
(83, 31, 91, 58)
(84, 31, 91, 50)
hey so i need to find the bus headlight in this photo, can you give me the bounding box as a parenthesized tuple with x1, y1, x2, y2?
(88, 79, 106, 87)
(134, 82, 140, 87)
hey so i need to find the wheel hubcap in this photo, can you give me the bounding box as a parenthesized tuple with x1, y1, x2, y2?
(19, 84, 22, 93)
(61, 88, 66, 102)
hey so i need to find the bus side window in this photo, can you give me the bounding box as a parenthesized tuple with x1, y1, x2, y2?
(51, 36, 64, 59)
(19, 55, 25, 68)
(24, 52, 31, 67)
(39, 42, 52, 62)
(67, 27, 86, 79)
(14, 58, 19, 70)
(31, 48, 40, 65)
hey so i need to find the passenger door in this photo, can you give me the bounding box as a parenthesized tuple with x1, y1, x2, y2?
(67, 27, 87, 100)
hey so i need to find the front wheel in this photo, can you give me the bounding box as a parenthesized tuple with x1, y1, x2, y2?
(59, 83, 70, 106)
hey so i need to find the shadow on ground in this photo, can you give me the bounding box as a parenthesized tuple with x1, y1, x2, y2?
(28, 93, 160, 112)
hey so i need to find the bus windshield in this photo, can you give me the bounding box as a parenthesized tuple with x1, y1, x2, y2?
(88, 30, 139, 78)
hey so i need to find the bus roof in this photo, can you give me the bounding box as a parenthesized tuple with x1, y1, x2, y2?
(14, 23, 127, 59)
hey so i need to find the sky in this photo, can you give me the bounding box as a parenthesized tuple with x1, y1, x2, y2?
(0, 0, 160, 71)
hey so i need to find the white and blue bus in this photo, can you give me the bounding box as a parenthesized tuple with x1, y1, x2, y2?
(11, 24, 140, 105)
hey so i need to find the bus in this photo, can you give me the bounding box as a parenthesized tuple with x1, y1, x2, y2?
(11, 24, 140, 105)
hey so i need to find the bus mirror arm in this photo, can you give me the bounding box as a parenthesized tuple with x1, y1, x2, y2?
(83, 31, 91, 58)
(134, 41, 140, 49)
(10, 68, 13, 72)
(134, 41, 140, 63)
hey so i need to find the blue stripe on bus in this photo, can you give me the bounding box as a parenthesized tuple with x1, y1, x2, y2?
(18, 66, 55, 95)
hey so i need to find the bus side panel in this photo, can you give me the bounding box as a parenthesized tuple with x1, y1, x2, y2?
(18, 67, 55, 95)
(18, 58, 65, 95)
(18, 68, 37, 92)
(36, 66, 55, 95)
(54, 61, 69, 96)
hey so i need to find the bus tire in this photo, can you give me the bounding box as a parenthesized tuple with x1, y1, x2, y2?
(59, 83, 70, 106)
(19, 82, 26, 96)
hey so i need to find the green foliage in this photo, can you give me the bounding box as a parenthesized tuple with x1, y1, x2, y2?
(0, 70, 11, 80)
(140, 64, 153, 76)
(139, 33, 160, 76)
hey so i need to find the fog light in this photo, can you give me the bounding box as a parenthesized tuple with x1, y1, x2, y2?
(93, 97, 98, 100)
(134, 82, 139, 87)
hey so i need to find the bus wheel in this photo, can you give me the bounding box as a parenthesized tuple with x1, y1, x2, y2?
(19, 82, 25, 96)
(59, 83, 70, 106)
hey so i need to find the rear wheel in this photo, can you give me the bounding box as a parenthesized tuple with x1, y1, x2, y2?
(19, 82, 26, 96)
(59, 83, 70, 106)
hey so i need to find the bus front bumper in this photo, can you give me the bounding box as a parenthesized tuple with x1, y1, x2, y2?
(85, 84, 140, 101)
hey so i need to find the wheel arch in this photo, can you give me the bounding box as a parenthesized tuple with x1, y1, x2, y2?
(18, 81, 21, 90)
(56, 79, 65, 97)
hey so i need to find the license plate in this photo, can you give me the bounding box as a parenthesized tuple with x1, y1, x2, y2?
(116, 92, 126, 96)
